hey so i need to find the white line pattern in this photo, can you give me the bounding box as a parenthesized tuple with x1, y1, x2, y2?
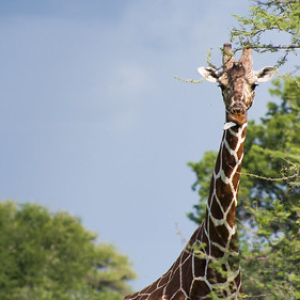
(125, 124, 247, 300)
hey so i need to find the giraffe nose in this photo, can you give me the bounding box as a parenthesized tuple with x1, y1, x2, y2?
(229, 104, 246, 115)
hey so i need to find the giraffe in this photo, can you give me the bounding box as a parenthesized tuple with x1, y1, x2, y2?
(125, 43, 276, 300)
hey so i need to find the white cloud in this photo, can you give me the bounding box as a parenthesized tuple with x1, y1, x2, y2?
(107, 62, 154, 105)
(98, 63, 154, 133)
(92, 61, 156, 133)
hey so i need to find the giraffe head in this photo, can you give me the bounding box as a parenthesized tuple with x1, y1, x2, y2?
(198, 43, 276, 125)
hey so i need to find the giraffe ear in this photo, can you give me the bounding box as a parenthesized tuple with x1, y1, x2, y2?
(198, 67, 219, 82)
(254, 66, 277, 82)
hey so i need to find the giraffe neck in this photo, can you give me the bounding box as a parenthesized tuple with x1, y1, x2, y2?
(124, 122, 248, 300)
(204, 121, 247, 256)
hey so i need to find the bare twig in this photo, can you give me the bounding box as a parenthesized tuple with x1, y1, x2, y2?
(239, 171, 299, 182)
(235, 44, 300, 52)
(175, 222, 187, 246)
(174, 76, 204, 84)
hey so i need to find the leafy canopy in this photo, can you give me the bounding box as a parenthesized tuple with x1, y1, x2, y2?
(231, 0, 300, 67)
(0, 201, 136, 300)
(188, 1, 300, 298)
(189, 76, 300, 300)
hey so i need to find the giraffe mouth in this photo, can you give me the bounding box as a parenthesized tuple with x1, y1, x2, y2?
(228, 103, 247, 115)
(226, 105, 248, 125)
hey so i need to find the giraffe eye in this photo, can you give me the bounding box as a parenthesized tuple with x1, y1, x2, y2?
(251, 83, 258, 90)
(218, 83, 226, 91)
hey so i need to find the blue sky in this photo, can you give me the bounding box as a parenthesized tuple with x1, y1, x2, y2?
(0, 0, 284, 291)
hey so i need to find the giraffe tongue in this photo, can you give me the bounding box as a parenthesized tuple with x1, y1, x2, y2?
(223, 122, 236, 130)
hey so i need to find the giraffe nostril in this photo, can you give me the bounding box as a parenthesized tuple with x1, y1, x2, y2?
(231, 107, 245, 114)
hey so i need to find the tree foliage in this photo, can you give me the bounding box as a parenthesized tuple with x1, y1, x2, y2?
(189, 77, 300, 300)
(0, 201, 136, 300)
(239, 77, 300, 299)
(188, 1, 300, 299)
(231, 0, 300, 67)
